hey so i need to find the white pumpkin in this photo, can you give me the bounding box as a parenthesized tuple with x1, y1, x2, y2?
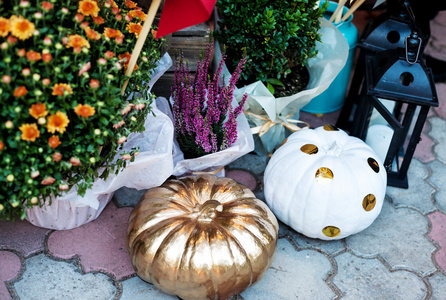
(264, 125, 387, 240)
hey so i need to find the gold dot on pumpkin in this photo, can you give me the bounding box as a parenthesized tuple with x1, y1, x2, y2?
(315, 167, 333, 184)
(301, 144, 318, 155)
(362, 194, 376, 211)
(322, 226, 340, 237)
(323, 124, 339, 131)
(368, 157, 380, 173)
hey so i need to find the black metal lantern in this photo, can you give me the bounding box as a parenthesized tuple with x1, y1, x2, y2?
(349, 32, 438, 188)
(337, 0, 427, 130)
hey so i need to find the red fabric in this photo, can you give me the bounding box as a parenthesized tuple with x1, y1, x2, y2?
(156, 0, 217, 38)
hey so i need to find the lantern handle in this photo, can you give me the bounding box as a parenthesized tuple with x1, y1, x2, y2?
(405, 35, 421, 65)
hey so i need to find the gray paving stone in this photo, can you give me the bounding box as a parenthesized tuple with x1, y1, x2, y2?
(346, 201, 437, 276)
(241, 238, 335, 300)
(428, 272, 446, 300)
(113, 186, 148, 208)
(428, 160, 446, 213)
(386, 159, 436, 214)
(288, 230, 346, 256)
(227, 153, 268, 176)
(333, 252, 427, 299)
(429, 117, 446, 163)
(14, 254, 116, 300)
(120, 276, 178, 300)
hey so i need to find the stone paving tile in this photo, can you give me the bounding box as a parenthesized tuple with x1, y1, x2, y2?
(227, 153, 268, 176)
(0, 250, 21, 300)
(47, 203, 135, 280)
(346, 201, 437, 276)
(287, 230, 346, 256)
(332, 252, 427, 299)
(14, 254, 117, 299)
(428, 212, 446, 272)
(428, 160, 446, 213)
(113, 186, 148, 208)
(386, 159, 436, 214)
(433, 83, 446, 119)
(120, 276, 178, 300)
(225, 169, 258, 191)
(240, 238, 336, 299)
(0, 219, 50, 256)
(429, 117, 446, 163)
(428, 273, 446, 300)
(414, 130, 436, 163)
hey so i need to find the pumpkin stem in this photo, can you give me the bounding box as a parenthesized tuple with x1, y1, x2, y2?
(193, 200, 223, 222)
(327, 141, 342, 156)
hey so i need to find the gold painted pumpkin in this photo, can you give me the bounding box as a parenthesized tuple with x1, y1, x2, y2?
(127, 175, 279, 300)
(264, 125, 387, 240)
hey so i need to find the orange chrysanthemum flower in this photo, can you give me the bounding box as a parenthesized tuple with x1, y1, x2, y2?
(74, 104, 96, 118)
(119, 52, 138, 71)
(0, 140, 4, 151)
(48, 135, 61, 149)
(29, 103, 48, 119)
(124, 1, 138, 8)
(103, 27, 123, 39)
(13, 86, 28, 97)
(78, 0, 100, 17)
(151, 29, 157, 38)
(47, 111, 70, 134)
(92, 16, 105, 25)
(84, 27, 101, 40)
(126, 22, 142, 37)
(0, 17, 10, 37)
(52, 83, 73, 96)
(129, 10, 146, 21)
(67, 34, 90, 51)
(26, 50, 41, 62)
(9, 15, 35, 40)
(19, 123, 40, 142)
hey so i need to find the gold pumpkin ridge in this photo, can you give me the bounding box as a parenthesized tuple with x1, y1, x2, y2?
(127, 175, 279, 300)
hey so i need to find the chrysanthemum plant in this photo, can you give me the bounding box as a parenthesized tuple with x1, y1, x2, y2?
(0, 0, 165, 220)
(172, 44, 247, 159)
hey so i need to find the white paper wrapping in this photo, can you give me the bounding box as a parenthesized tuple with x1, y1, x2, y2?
(26, 54, 175, 229)
(215, 17, 349, 154)
(157, 96, 255, 177)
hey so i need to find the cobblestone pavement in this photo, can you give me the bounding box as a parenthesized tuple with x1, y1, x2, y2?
(1, 83, 446, 300)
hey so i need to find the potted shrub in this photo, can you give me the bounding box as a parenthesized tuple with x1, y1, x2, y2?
(214, 0, 349, 154)
(0, 0, 169, 226)
(168, 43, 254, 176)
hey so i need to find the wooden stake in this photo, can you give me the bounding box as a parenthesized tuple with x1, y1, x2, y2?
(121, 0, 162, 95)
(329, 0, 348, 23)
(341, 0, 365, 22)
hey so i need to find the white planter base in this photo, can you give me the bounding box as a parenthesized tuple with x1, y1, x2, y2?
(25, 193, 113, 230)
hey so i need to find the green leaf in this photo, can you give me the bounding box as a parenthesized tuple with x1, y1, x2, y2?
(265, 78, 285, 87)
(266, 82, 275, 95)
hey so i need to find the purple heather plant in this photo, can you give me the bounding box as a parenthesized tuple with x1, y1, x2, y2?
(172, 43, 248, 159)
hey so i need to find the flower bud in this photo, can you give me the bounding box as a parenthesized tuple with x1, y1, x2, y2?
(34, 89, 43, 97)
(33, 73, 41, 81)
(18, 49, 26, 57)
(134, 103, 145, 110)
(5, 120, 13, 128)
(90, 79, 99, 89)
(34, 12, 43, 19)
(38, 117, 46, 125)
(121, 154, 132, 160)
(22, 68, 31, 76)
(89, 157, 96, 163)
(20, 1, 30, 7)
(30, 170, 40, 178)
(6, 174, 14, 182)
(1, 42, 8, 50)
(43, 37, 52, 45)
(61, 7, 69, 14)
(69, 157, 81, 166)
(117, 136, 127, 144)
(74, 13, 84, 22)
(30, 197, 39, 204)
(42, 78, 51, 86)
(7, 36, 17, 44)
(106, 74, 114, 80)
(59, 184, 69, 191)
(94, 129, 101, 135)
(41, 176, 56, 185)
(2, 75, 11, 84)
(0, 204, 3, 211)
(98, 58, 107, 65)
(55, 43, 63, 49)
(104, 51, 115, 59)
(53, 152, 62, 162)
